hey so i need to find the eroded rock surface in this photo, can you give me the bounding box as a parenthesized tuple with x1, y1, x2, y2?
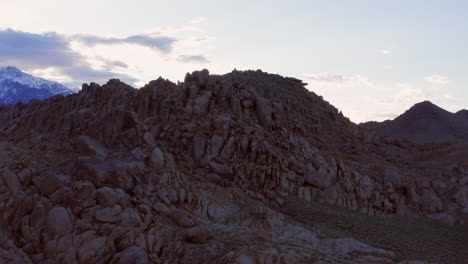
(0, 69, 466, 263)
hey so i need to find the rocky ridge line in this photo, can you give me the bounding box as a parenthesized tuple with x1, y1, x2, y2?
(0, 69, 466, 263)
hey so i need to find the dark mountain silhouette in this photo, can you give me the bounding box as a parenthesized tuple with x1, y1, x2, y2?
(456, 109, 468, 120)
(361, 101, 468, 143)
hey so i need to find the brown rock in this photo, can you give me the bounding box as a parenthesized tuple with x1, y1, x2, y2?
(142, 132, 156, 147)
(421, 189, 443, 213)
(148, 147, 164, 171)
(183, 226, 213, 244)
(40, 174, 64, 196)
(47, 207, 73, 235)
(115, 246, 148, 264)
(0, 69, 465, 264)
(305, 167, 332, 189)
(77, 236, 108, 263)
(169, 209, 194, 227)
(236, 255, 255, 264)
(0, 169, 21, 192)
(17, 168, 33, 184)
(96, 187, 121, 207)
(383, 167, 401, 188)
(255, 94, 272, 128)
(95, 206, 121, 223)
(193, 93, 211, 117)
(192, 133, 206, 160)
(76, 135, 109, 160)
(209, 162, 233, 176)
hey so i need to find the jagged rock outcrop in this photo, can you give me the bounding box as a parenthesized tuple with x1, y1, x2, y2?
(0, 69, 466, 263)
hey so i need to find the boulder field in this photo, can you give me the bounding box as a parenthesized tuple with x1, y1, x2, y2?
(0, 69, 466, 263)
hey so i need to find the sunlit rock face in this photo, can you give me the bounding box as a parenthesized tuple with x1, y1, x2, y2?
(0, 69, 466, 264)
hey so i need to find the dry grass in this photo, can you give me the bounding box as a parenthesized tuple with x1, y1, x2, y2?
(281, 196, 468, 264)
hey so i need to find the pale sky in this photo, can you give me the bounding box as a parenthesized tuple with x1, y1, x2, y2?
(0, 0, 467, 122)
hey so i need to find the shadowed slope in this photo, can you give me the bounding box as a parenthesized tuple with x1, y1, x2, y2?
(361, 101, 468, 143)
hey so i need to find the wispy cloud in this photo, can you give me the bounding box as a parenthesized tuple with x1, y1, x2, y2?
(303, 73, 434, 122)
(303, 73, 346, 83)
(70, 34, 176, 53)
(303, 73, 375, 87)
(392, 83, 429, 104)
(0, 28, 137, 88)
(0, 17, 214, 89)
(177, 55, 209, 63)
(443, 94, 457, 100)
(425, 74, 450, 85)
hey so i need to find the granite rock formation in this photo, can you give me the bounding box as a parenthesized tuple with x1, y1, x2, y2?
(0, 69, 466, 263)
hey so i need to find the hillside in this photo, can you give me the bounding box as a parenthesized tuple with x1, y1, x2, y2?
(0, 70, 466, 264)
(361, 101, 468, 143)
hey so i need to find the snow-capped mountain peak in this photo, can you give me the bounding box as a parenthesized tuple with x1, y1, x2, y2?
(0, 66, 74, 104)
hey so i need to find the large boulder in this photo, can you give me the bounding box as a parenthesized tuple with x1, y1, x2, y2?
(305, 167, 333, 189)
(47, 207, 73, 235)
(421, 189, 443, 213)
(383, 167, 401, 188)
(148, 147, 164, 171)
(0, 169, 21, 192)
(255, 95, 272, 128)
(193, 93, 211, 117)
(236, 255, 255, 264)
(76, 135, 109, 160)
(192, 133, 206, 160)
(77, 236, 108, 263)
(79, 159, 132, 190)
(40, 173, 64, 196)
(183, 226, 213, 244)
(169, 208, 195, 227)
(209, 162, 233, 177)
(115, 246, 148, 264)
(190, 69, 210, 88)
(96, 187, 122, 207)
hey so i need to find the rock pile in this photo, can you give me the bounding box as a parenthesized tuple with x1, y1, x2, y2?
(0, 69, 466, 263)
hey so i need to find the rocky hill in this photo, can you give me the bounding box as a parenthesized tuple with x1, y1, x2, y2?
(0, 66, 74, 104)
(0, 70, 466, 264)
(361, 101, 468, 143)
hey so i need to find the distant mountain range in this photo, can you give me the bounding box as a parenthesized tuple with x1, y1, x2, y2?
(2, 66, 466, 145)
(361, 101, 468, 143)
(0, 66, 74, 104)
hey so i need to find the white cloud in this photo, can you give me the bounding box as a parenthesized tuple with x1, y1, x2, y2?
(303, 73, 375, 87)
(303, 73, 435, 123)
(303, 73, 346, 83)
(443, 94, 456, 100)
(393, 83, 429, 104)
(70, 33, 176, 53)
(0, 17, 220, 88)
(379, 49, 391, 55)
(425, 74, 450, 85)
(30, 67, 74, 84)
